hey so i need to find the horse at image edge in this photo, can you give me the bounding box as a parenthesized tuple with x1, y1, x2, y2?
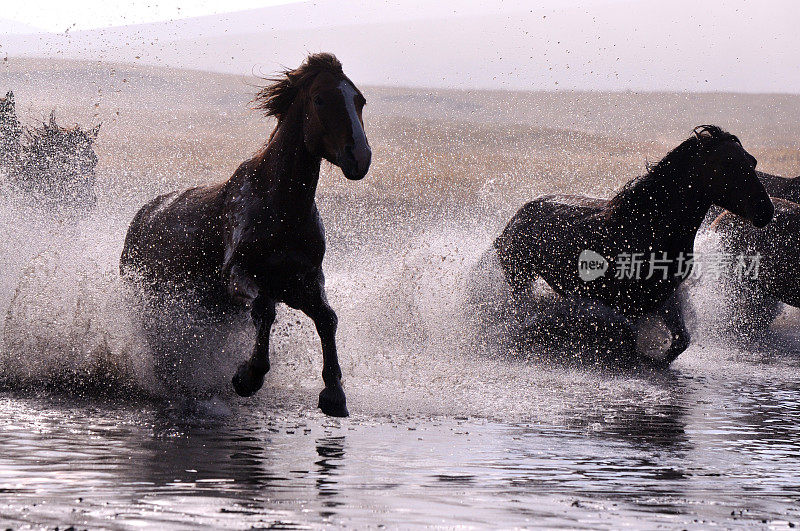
(491, 125, 773, 366)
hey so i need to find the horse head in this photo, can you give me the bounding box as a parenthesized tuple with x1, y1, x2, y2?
(255, 53, 371, 180)
(692, 125, 773, 228)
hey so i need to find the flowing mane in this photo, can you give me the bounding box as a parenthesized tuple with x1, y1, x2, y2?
(608, 125, 739, 210)
(21, 111, 99, 177)
(494, 121, 770, 367)
(26, 110, 98, 142)
(253, 52, 360, 121)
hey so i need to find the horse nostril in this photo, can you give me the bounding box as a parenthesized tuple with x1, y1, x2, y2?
(342, 143, 370, 176)
(752, 199, 774, 228)
(360, 146, 372, 172)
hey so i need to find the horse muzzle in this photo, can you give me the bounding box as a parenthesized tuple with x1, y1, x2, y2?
(338, 143, 371, 181)
(749, 196, 775, 228)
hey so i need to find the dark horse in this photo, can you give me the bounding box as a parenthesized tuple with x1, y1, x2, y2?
(493, 126, 774, 366)
(758, 172, 800, 202)
(15, 111, 100, 210)
(120, 53, 370, 416)
(708, 197, 800, 335)
(1, 94, 100, 211)
(0, 91, 23, 169)
(702, 170, 800, 227)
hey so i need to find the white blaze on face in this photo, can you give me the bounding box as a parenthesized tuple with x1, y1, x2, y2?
(337, 80, 367, 151)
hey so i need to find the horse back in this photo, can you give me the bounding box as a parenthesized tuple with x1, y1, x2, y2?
(765, 173, 800, 204)
(711, 197, 800, 305)
(494, 194, 607, 291)
(496, 194, 607, 252)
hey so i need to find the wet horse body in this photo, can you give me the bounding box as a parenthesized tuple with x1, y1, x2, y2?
(15, 112, 100, 210)
(695, 171, 800, 336)
(702, 171, 800, 227)
(120, 54, 370, 416)
(709, 198, 800, 334)
(759, 172, 800, 202)
(494, 126, 773, 366)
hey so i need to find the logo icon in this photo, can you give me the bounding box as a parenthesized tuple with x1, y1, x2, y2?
(578, 249, 608, 282)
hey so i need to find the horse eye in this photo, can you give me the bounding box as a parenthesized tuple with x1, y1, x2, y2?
(313, 95, 324, 108)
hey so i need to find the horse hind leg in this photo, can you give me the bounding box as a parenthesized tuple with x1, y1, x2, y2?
(232, 295, 275, 397)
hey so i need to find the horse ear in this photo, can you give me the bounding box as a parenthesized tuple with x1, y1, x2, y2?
(87, 122, 101, 141)
(5, 91, 13, 104)
(693, 125, 715, 143)
(48, 110, 57, 129)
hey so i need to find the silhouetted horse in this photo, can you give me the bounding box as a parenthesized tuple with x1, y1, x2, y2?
(14, 111, 100, 210)
(1, 100, 100, 211)
(120, 53, 370, 416)
(708, 197, 800, 335)
(702, 171, 799, 228)
(759, 172, 800, 202)
(492, 126, 774, 366)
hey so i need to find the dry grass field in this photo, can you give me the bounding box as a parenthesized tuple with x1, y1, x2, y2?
(2, 57, 799, 229)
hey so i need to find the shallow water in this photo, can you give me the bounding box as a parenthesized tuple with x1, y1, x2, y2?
(2, 176, 800, 529)
(2, 345, 800, 530)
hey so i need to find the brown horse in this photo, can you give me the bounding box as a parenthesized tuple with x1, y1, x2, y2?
(493, 126, 774, 366)
(709, 197, 800, 334)
(120, 53, 370, 416)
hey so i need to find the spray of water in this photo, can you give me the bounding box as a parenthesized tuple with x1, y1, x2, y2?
(2, 170, 795, 422)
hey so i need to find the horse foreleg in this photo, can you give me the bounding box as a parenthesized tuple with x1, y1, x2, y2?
(232, 295, 276, 397)
(654, 291, 690, 367)
(292, 273, 348, 417)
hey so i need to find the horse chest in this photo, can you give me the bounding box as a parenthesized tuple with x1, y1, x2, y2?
(235, 223, 325, 280)
(265, 241, 323, 272)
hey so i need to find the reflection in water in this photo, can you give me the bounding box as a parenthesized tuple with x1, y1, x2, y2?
(2, 345, 800, 528)
(315, 436, 345, 517)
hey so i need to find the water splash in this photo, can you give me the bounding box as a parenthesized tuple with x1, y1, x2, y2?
(1, 180, 796, 423)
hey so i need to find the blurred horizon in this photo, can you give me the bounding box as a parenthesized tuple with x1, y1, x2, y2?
(2, 0, 799, 93)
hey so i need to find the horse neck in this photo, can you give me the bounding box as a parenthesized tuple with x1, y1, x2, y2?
(250, 109, 322, 221)
(609, 167, 711, 251)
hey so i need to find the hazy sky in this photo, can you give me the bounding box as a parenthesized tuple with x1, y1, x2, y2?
(3, 0, 799, 93)
(3, 0, 300, 32)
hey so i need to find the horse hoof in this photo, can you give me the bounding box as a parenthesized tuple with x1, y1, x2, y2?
(318, 385, 349, 417)
(232, 362, 265, 397)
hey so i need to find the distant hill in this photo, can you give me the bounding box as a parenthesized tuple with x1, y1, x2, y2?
(0, 18, 43, 35)
(2, 0, 799, 92)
